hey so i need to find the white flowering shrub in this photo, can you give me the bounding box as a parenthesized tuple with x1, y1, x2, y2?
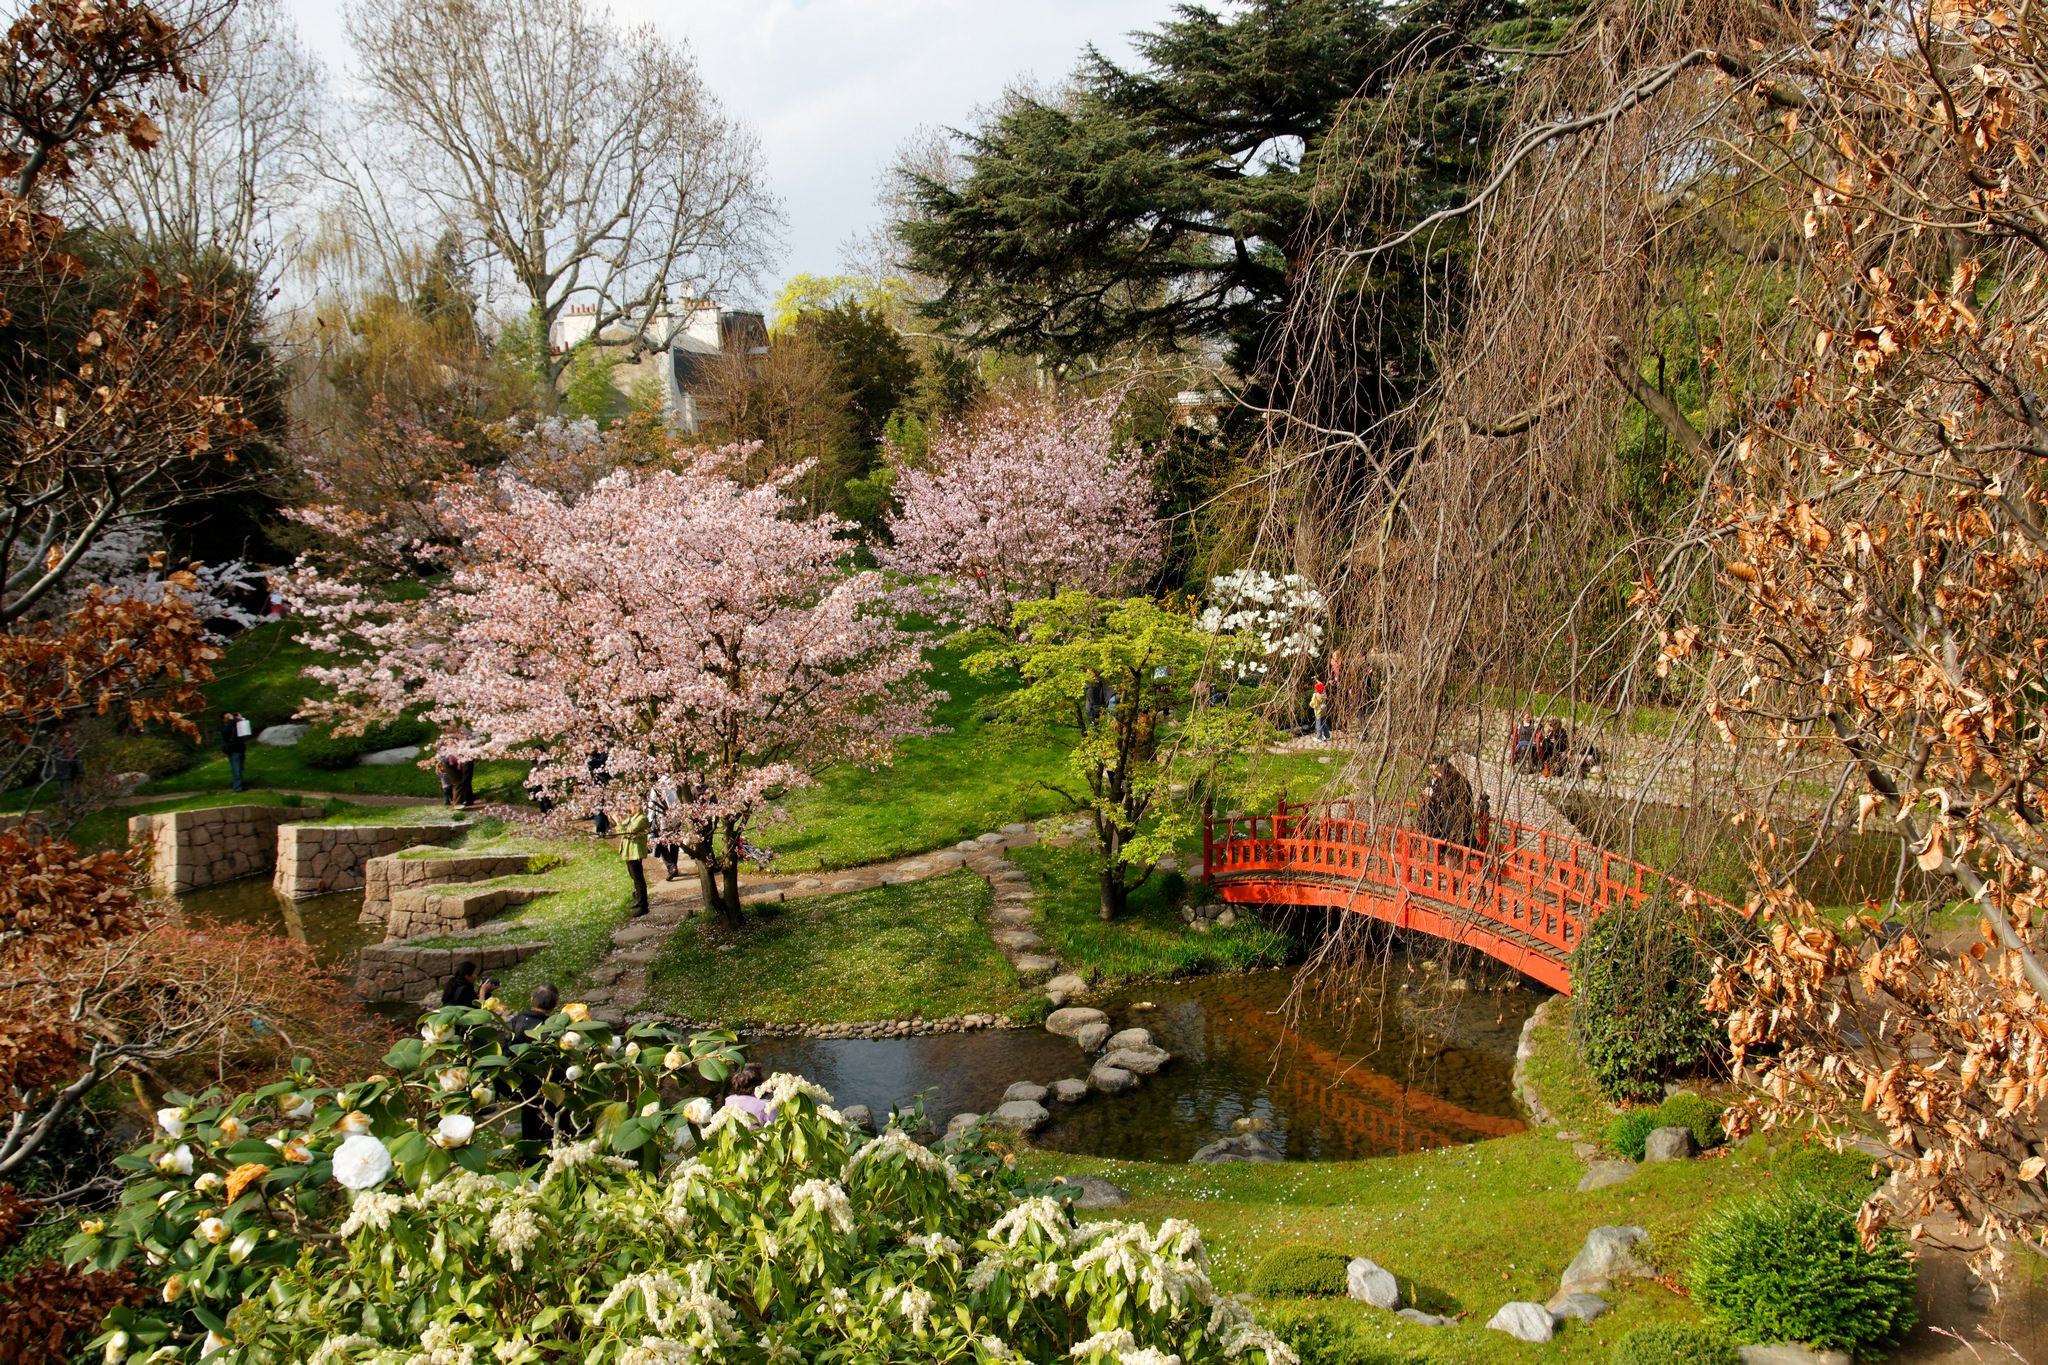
(69, 1006, 1296, 1365)
(1195, 570, 1327, 683)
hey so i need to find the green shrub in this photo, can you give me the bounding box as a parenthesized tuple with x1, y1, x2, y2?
(1570, 897, 1747, 1102)
(1609, 1323, 1739, 1365)
(1258, 1306, 1414, 1365)
(1689, 1188, 1918, 1354)
(1772, 1144, 1885, 1202)
(1249, 1244, 1353, 1297)
(297, 717, 436, 771)
(1606, 1109, 1661, 1161)
(93, 735, 192, 779)
(1656, 1093, 1727, 1149)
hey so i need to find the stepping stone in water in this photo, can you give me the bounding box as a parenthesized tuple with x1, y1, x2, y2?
(1043, 1006, 1107, 1038)
(1088, 1063, 1137, 1094)
(1189, 1134, 1281, 1164)
(1099, 1045, 1170, 1076)
(987, 1100, 1050, 1134)
(1074, 1022, 1110, 1052)
(1048, 1078, 1089, 1104)
(1104, 1027, 1153, 1051)
(1002, 1081, 1048, 1105)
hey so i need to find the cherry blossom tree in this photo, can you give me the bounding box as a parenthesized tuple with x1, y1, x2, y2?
(880, 391, 1161, 632)
(290, 447, 940, 926)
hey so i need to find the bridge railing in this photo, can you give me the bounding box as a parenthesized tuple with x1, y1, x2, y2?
(1201, 797, 1730, 968)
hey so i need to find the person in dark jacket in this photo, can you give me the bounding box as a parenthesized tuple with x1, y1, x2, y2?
(1082, 671, 1111, 728)
(441, 961, 480, 1008)
(220, 712, 249, 792)
(506, 984, 560, 1145)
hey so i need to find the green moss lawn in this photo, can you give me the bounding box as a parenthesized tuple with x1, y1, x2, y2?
(640, 870, 1037, 1023)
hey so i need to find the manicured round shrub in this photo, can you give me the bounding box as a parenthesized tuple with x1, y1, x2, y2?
(1249, 1244, 1353, 1297)
(1606, 1109, 1661, 1161)
(93, 734, 191, 779)
(1689, 1188, 1918, 1354)
(293, 728, 364, 770)
(1609, 1323, 1739, 1365)
(1570, 897, 1747, 1102)
(1655, 1093, 1727, 1149)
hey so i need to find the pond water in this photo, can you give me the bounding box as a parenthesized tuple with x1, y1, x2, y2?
(172, 877, 375, 968)
(753, 964, 1537, 1163)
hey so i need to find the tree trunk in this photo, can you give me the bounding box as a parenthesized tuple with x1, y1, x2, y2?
(1098, 862, 1128, 920)
(719, 859, 742, 929)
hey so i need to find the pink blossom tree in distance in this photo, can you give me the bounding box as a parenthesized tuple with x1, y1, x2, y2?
(880, 391, 1161, 632)
(289, 446, 940, 926)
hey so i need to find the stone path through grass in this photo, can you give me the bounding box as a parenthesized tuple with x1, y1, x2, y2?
(578, 819, 1095, 1023)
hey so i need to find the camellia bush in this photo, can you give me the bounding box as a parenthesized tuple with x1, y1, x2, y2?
(67, 1002, 1297, 1364)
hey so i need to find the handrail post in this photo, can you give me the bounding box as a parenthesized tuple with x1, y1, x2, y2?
(1201, 796, 1215, 885)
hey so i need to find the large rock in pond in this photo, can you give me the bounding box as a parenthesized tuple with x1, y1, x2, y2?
(1643, 1125, 1698, 1163)
(1048, 1078, 1089, 1104)
(1088, 1063, 1138, 1095)
(987, 1100, 1051, 1134)
(1560, 1226, 1654, 1288)
(840, 1104, 876, 1135)
(943, 1112, 981, 1142)
(1075, 1022, 1111, 1052)
(1189, 1134, 1282, 1164)
(1486, 1302, 1555, 1343)
(1099, 1044, 1171, 1077)
(1345, 1258, 1399, 1309)
(1002, 1081, 1049, 1105)
(1104, 1027, 1154, 1052)
(1045, 1006, 1108, 1039)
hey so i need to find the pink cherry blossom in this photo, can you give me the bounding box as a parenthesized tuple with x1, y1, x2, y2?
(286, 442, 941, 924)
(880, 391, 1161, 632)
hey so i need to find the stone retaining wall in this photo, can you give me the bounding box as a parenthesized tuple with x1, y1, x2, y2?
(362, 851, 540, 926)
(274, 822, 462, 900)
(130, 804, 298, 894)
(384, 885, 555, 942)
(353, 941, 545, 1005)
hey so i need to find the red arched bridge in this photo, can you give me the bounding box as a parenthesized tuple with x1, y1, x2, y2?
(1201, 798, 1731, 994)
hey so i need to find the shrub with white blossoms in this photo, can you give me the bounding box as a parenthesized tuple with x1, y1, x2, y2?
(1195, 570, 1327, 683)
(69, 1006, 1295, 1365)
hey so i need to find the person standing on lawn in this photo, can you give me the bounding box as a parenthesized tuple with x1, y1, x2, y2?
(220, 711, 249, 792)
(619, 805, 650, 918)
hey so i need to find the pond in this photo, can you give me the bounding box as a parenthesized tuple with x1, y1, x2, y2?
(753, 964, 1537, 1163)
(172, 876, 376, 968)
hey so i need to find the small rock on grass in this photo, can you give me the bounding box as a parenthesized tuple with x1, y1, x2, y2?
(1576, 1159, 1636, 1192)
(1396, 1309, 1455, 1328)
(1486, 1302, 1555, 1343)
(1344, 1258, 1399, 1309)
(943, 1112, 981, 1141)
(1547, 1292, 1611, 1323)
(1051, 1175, 1129, 1209)
(1643, 1125, 1698, 1163)
(1738, 1348, 1851, 1365)
(1560, 1225, 1654, 1285)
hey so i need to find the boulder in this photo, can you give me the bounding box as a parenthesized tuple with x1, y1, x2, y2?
(1088, 1063, 1138, 1095)
(1051, 1175, 1129, 1210)
(359, 745, 422, 766)
(1100, 1044, 1171, 1077)
(1048, 1078, 1090, 1104)
(1560, 1226, 1654, 1287)
(943, 1112, 981, 1141)
(1045, 1006, 1108, 1039)
(1105, 1027, 1154, 1051)
(988, 1100, 1051, 1134)
(1044, 973, 1088, 1002)
(256, 723, 310, 747)
(1189, 1134, 1282, 1165)
(1075, 1022, 1111, 1053)
(1486, 1302, 1555, 1343)
(840, 1104, 875, 1135)
(1547, 1293, 1611, 1324)
(1643, 1125, 1698, 1163)
(1395, 1309, 1456, 1328)
(1002, 1081, 1049, 1105)
(1576, 1160, 1637, 1192)
(1738, 1349, 1851, 1365)
(1344, 1258, 1399, 1310)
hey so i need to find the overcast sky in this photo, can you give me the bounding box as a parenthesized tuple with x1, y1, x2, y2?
(281, 0, 1185, 307)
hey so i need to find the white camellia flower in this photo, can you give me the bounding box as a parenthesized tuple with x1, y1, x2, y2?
(332, 1133, 393, 1190)
(193, 1172, 222, 1194)
(155, 1107, 186, 1139)
(155, 1144, 193, 1175)
(200, 1329, 227, 1357)
(625, 1042, 641, 1059)
(562, 1002, 590, 1023)
(435, 1068, 469, 1092)
(560, 1031, 583, 1051)
(338, 1110, 373, 1135)
(279, 1093, 314, 1120)
(681, 1097, 713, 1125)
(606, 1035, 622, 1053)
(197, 1217, 229, 1244)
(470, 1084, 493, 1104)
(101, 1329, 127, 1363)
(421, 1020, 452, 1046)
(216, 1115, 246, 1142)
(161, 1274, 184, 1302)
(662, 1048, 687, 1071)
(563, 1065, 583, 1082)
(640, 1101, 661, 1118)
(433, 1114, 475, 1149)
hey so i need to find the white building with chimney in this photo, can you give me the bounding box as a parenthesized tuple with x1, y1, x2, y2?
(547, 299, 768, 431)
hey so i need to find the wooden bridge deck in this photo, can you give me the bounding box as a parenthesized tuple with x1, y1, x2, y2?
(1202, 797, 1728, 993)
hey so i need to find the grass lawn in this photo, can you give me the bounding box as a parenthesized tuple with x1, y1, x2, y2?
(1015, 840, 1296, 985)
(1025, 1130, 1780, 1364)
(1514, 997, 1622, 1138)
(640, 870, 1038, 1024)
(763, 643, 1077, 872)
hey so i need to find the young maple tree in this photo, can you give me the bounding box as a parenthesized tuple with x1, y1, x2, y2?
(968, 592, 1270, 919)
(291, 445, 940, 926)
(880, 390, 1162, 632)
